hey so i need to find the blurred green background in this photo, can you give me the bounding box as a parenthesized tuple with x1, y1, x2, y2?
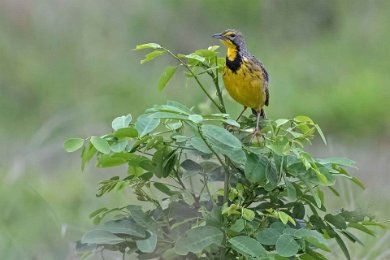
(1, 0, 389, 259)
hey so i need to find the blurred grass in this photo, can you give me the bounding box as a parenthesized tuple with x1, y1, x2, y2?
(0, 0, 389, 258)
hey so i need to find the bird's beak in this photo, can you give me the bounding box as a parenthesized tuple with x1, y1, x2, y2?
(212, 33, 224, 39)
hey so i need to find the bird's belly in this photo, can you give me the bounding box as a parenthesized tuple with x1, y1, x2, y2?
(223, 66, 265, 110)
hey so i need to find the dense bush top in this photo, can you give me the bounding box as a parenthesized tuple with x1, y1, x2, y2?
(65, 43, 382, 259)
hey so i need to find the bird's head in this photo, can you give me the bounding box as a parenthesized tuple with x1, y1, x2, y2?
(213, 29, 246, 60)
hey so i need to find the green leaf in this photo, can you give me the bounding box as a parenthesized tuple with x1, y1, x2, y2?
(341, 230, 364, 245)
(148, 112, 188, 120)
(361, 220, 387, 229)
(325, 214, 347, 230)
(127, 205, 158, 232)
(275, 234, 299, 257)
(294, 115, 314, 124)
(113, 127, 138, 138)
(181, 159, 202, 172)
(134, 43, 161, 50)
(265, 161, 278, 190)
(81, 230, 125, 245)
(292, 202, 305, 219)
(153, 182, 174, 196)
(348, 223, 375, 236)
(310, 167, 329, 185)
(111, 114, 132, 131)
(334, 232, 351, 260)
(166, 121, 183, 130)
(351, 176, 365, 189)
(158, 66, 178, 91)
(185, 53, 206, 63)
(97, 153, 133, 167)
(274, 119, 290, 128)
(190, 137, 212, 154)
(244, 153, 267, 184)
(267, 136, 290, 156)
(188, 114, 203, 124)
(242, 208, 255, 221)
(174, 226, 223, 255)
(270, 222, 287, 232)
(140, 50, 166, 64)
(64, 138, 84, 152)
(339, 209, 365, 223)
(256, 228, 282, 245)
(304, 235, 331, 252)
(90, 136, 111, 154)
(194, 49, 217, 58)
(223, 118, 240, 127)
(110, 139, 128, 153)
(317, 157, 356, 168)
(314, 124, 327, 145)
(285, 178, 297, 201)
(278, 211, 295, 225)
(229, 236, 267, 257)
(171, 134, 187, 143)
(81, 142, 97, 171)
(89, 208, 108, 219)
(166, 100, 193, 114)
(99, 219, 146, 238)
(136, 231, 157, 253)
(152, 147, 176, 178)
(229, 218, 245, 233)
(201, 124, 246, 165)
(135, 115, 160, 137)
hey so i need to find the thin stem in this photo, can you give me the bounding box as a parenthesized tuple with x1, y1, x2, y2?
(174, 149, 187, 191)
(204, 176, 213, 201)
(163, 48, 223, 112)
(197, 126, 230, 204)
(223, 157, 231, 205)
(213, 55, 226, 113)
(198, 175, 212, 202)
(166, 144, 197, 151)
(174, 149, 199, 206)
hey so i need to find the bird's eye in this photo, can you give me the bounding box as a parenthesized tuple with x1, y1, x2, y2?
(229, 33, 236, 39)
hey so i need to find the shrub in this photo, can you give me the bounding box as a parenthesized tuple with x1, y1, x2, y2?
(64, 43, 382, 259)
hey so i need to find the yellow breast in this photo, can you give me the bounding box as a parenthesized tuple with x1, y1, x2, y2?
(223, 57, 266, 111)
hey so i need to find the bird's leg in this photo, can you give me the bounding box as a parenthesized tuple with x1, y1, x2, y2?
(236, 106, 247, 121)
(250, 110, 262, 142)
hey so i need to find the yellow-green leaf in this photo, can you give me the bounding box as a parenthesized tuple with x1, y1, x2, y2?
(134, 43, 161, 50)
(90, 136, 111, 154)
(158, 66, 178, 91)
(140, 50, 166, 64)
(64, 138, 84, 152)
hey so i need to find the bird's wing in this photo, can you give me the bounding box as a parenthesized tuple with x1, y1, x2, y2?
(251, 55, 270, 106)
(265, 83, 269, 106)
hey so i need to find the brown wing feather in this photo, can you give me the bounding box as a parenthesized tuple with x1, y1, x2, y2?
(250, 55, 270, 107)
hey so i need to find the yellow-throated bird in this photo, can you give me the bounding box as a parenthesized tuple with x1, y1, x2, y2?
(213, 29, 269, 134)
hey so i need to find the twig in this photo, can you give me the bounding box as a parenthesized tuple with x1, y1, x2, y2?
(197, 126, 230, 204)
(213, 55, 226, 113)
(163, 48, 223, 112)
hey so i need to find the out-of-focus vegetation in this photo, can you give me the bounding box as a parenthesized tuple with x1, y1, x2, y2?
(0, 0, 389, 259)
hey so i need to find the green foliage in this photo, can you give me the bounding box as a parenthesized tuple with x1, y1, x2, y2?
(65, 43, 384, 259)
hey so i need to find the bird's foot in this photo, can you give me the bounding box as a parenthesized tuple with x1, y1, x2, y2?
(250, 128, 262, 143)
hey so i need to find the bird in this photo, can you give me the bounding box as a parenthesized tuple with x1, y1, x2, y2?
(213, 29, 269, 135)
